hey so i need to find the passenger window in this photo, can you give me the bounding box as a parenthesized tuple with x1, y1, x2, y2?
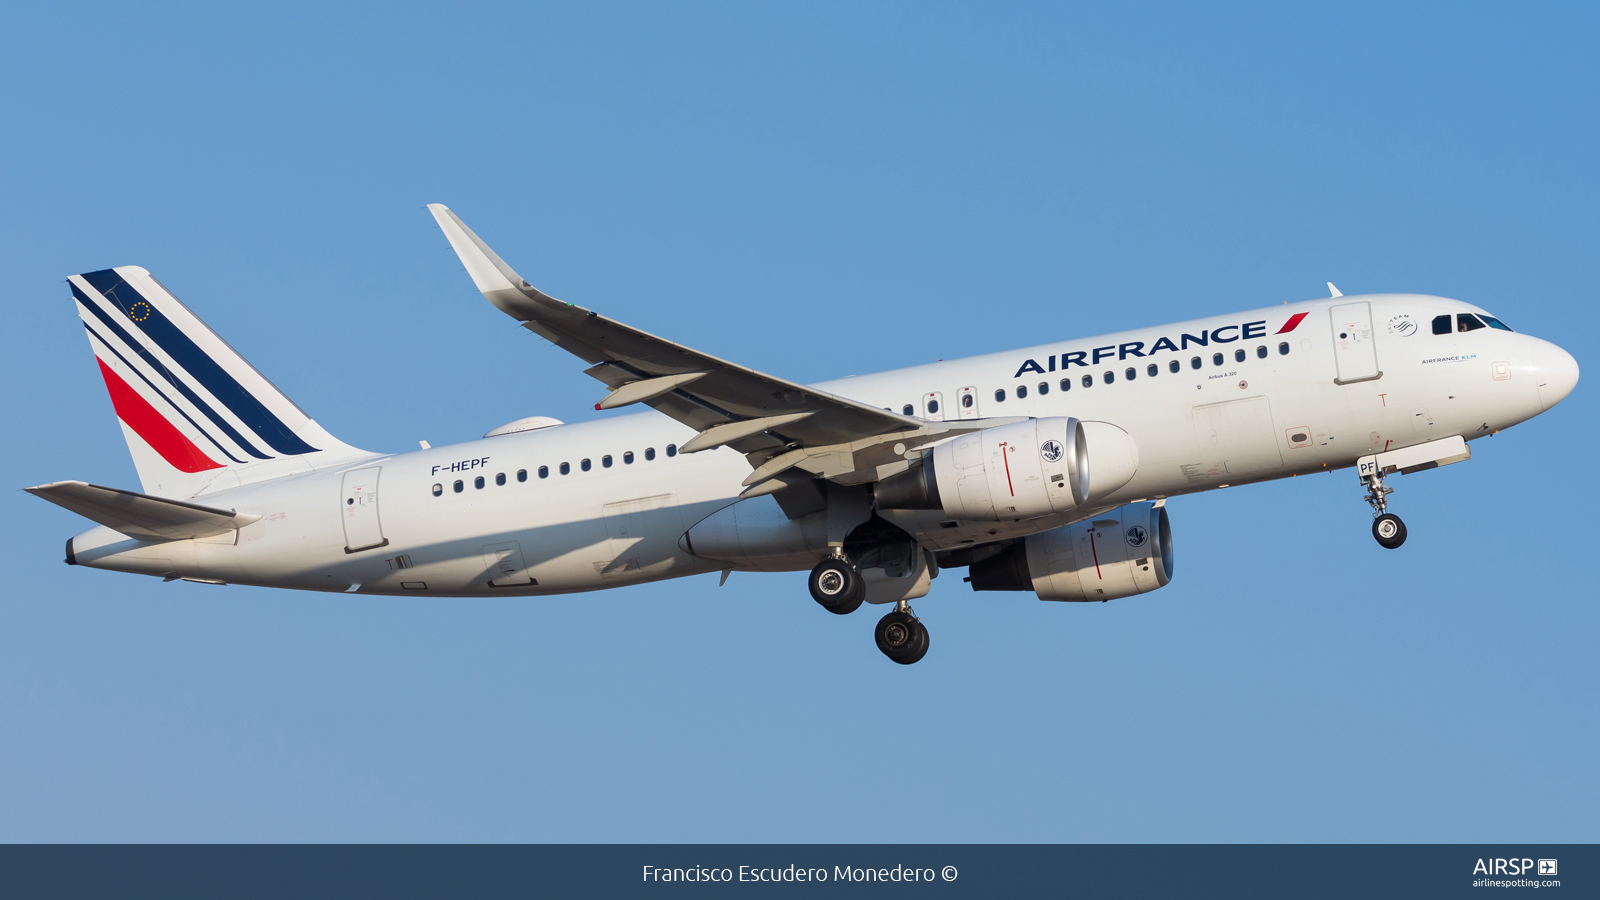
(962, 393, 974, 407)
(432, 483, 443, 497)
(1147, 363, 1158, 377)
(538, 465, 549, 479)
(667, 444, 677, 457)
(1037, 382, 1048, 395)
(1103, 370, 1114, 385)
(495, 472, 506, 486)
(1458, 313, 1486, 332)
(602, 455, 612, 468)
(1278, 342, 1289, 355)
(559, 462, 570, 475)
(1059, 378, 1071, 392)
(1016, 385, 1027, 399)
(581, 458, 592, 471)
(903, 404, 914, 415)
(624, 451, 634, 464)
(474, 475, 485, 489)
(1482, 315, 1514, 332)
(927, 398, 940, 413)
(995, 388, 1006, 402)
(1234, 348, 1246, 363)
(1191, 356, 1202, 370)
(1082, 374, 1093, 388)
(1432, 314, 1453, 335)
(1256, 345, 1267, 359)
(1125, 367, 1136, 381)
(1212, 352, 1224, 366)
(517, 469, 527, 482)
(453, 480, 463, 493)
(1169, 359, 1180, 373)
(645, 448, 656, 461)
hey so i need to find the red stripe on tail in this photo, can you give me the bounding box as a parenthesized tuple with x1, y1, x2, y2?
(96, 359, 223, 473)
(1276, 312, 1309, 334)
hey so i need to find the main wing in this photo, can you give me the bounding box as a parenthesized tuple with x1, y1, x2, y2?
(427, 204, 1015, 497)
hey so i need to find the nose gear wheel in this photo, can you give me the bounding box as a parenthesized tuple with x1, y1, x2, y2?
(1359, 467, 1407, 549)
(1372, 513, 1407, 549)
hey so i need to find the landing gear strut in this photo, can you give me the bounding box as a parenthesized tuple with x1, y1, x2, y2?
(875, 602, 930, 665)
(809, 555, 865, 614)
(1360, 467, 1407, 549)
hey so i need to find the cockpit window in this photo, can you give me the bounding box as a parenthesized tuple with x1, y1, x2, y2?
(1432, 315, 1452, 335)
(1457, 314, 1486, 333)
(1480, 315, 1514, 332)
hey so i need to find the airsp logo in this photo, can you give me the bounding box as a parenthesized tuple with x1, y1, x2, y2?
(1388, 314, 1417, 337)
(1126, 525, 1148, 548)
(1040, 440, 1064, 462)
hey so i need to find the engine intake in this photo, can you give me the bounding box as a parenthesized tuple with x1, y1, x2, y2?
(968, 502, 1172, 601)
(875, 417, 1090, 521)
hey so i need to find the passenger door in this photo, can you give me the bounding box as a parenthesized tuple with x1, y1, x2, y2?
(340, 466, 386, 552)
(1330, 301, 1382, 384)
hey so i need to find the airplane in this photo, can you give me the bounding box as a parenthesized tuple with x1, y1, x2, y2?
(28, 205, 1580, 664)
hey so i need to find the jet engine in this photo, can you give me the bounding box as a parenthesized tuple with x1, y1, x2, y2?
(875, 417, 1097, 521)
(967, 502, 1172, 602)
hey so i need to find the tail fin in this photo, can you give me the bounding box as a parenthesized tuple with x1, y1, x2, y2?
(69, 266, 372, 498)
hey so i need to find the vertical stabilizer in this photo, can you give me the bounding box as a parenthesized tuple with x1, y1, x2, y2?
(69, 266, 373, 498)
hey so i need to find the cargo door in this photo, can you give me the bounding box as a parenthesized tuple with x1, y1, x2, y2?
(481, 541, 536, 587)
(601, 494, 685, 577)
(1330, 301, 1382, 384)
(1192, 397, 1283, 478)
(340, 466, 386, 552)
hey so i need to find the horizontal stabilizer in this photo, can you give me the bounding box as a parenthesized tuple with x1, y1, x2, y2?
(26, 480, 259, 541)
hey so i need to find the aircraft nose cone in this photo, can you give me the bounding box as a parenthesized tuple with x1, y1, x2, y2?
(1533, 340, 1579, 410)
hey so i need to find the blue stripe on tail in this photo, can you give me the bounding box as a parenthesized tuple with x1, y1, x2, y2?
(78, 270, 318, 457)
(74, 283, 273, 460)
(82, 321, 251, 464)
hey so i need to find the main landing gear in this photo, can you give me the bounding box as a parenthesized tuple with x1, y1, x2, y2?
(808, 555, 931, 664)
(809, 555, 865, 615)
(875, 603, 930, 665)
(1360, 467, 1408, 550)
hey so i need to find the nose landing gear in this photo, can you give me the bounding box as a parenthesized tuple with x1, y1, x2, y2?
(1360, 467, 1407, 549)
(875, 602, 929, 665)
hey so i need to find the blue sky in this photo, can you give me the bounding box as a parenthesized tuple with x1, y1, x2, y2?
(2, 2, 1595, 841)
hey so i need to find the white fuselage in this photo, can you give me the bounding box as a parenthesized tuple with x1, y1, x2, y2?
(68, 293, 1573, 595)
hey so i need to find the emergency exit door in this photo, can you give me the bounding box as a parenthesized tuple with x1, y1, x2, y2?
(340, 466, 387, 552)
(1330, 301, 1382, 384)
(922, 391, 944, 422)
(956, 386, 979, 419)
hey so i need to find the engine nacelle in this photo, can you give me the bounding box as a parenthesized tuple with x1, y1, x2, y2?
(875, 417, 1091, 521)
(968, 502, 1172, 601)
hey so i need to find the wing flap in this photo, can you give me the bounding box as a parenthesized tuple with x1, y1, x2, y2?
(26, 480, 259, 541)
